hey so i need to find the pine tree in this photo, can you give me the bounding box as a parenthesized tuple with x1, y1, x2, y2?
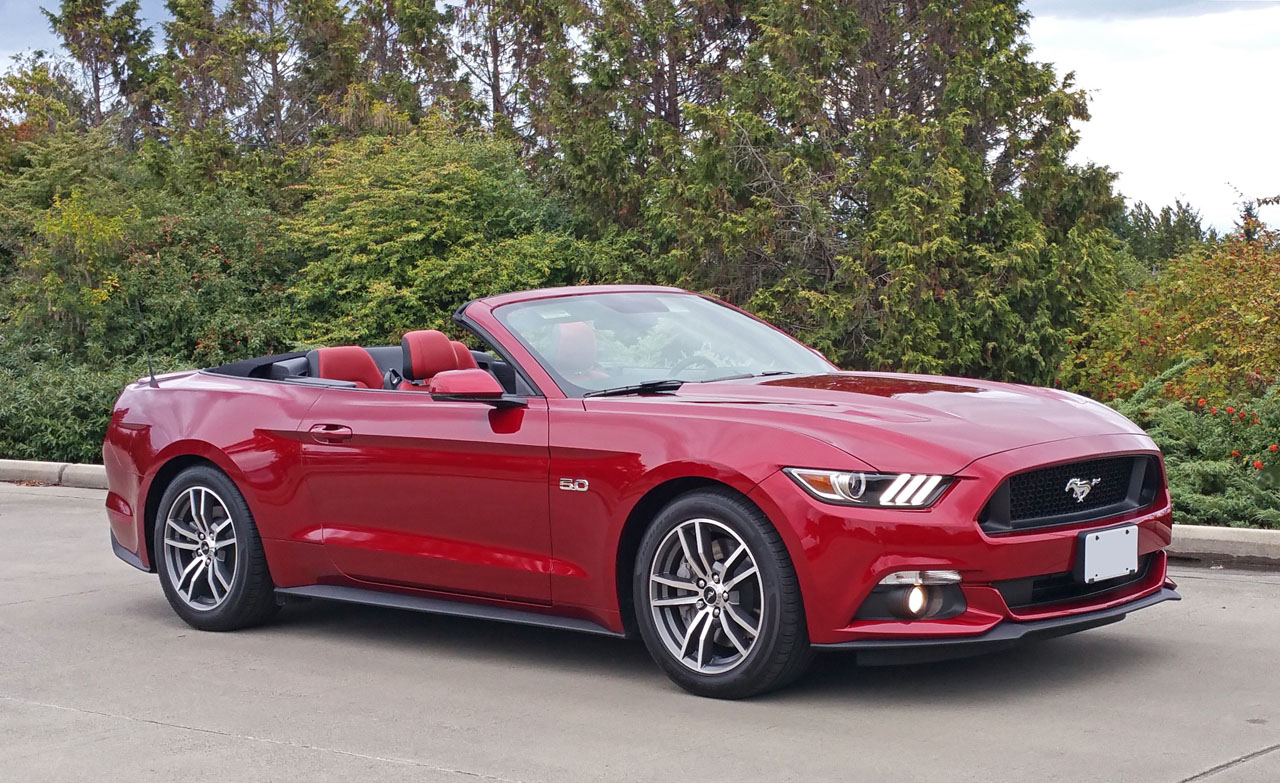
(161, 0, 247, 135)
(43, 0, 154, 129)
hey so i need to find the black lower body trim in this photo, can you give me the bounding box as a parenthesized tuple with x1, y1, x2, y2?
(814, 587, 1180, 665)
(111, 530, 151, 572)
(276, 584, 626, 638)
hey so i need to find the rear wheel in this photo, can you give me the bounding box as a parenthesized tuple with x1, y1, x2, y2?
(633, 488, 812, 698)
(154, 466, 279, 631)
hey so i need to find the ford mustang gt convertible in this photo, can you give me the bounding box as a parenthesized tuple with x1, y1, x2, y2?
(104, 284, 1179, 698)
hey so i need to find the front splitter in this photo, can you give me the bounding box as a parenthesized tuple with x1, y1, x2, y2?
(813, 586, 1181, 665)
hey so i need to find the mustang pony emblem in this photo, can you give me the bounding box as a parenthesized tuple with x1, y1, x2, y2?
(1065, 477, 1102, 503)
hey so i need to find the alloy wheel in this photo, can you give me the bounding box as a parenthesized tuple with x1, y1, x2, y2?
(648, 518, 764, 674)
(162, 486, 239, 611)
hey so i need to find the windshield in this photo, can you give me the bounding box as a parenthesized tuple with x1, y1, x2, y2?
(493, 292, 833, 395)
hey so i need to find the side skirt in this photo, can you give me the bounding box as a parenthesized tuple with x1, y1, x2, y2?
(275, 584, 626, 638)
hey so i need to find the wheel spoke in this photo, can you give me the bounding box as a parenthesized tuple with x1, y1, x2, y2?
(213, 560, 233, 592)
(207, 561, 222, 602)
(696, 611, 714, 669)
(721, 543, 746, 573)
(178, 556, 201, 586)
(719, 612, 749, 656)
(680, 609, 710, 658)
(676, 527, 709, 581)
(724, 602, 759, 637)
(187, 489, 207, 534)
(213, 536, 237, 550)
(693, 521, 715, 580)
(651, 574, 698, 592)
(651, 595, 700, 607)
(165, 537, 198, 551)
(212, 516, 234, 536)
(723, 565, 758, 591)
(166, 518, 199, 541)
(180, 558, 205, 600)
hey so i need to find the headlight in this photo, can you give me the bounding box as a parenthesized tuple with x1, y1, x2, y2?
(783, 468, 952, 507)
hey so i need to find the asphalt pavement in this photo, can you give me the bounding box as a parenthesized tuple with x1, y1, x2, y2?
(2, 481, 1278, 783)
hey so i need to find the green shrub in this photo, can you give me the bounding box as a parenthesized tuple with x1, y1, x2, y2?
(1113, 361, 1280, 528)
(0, 343, 182, 464)
(286, 122, 622, 346)
(1, 131, 295, 367)
(1064, 232, 1280, 403)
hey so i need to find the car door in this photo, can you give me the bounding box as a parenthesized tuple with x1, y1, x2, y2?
(299, 387, 552, 603)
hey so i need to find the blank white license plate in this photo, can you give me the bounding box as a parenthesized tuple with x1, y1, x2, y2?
(1082, 525, 1139, 584)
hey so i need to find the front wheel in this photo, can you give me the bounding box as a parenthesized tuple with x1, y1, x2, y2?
(633, 489, 812, 698)
(154, 465, 279, 631)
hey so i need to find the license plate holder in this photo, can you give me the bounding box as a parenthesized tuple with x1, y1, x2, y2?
(1075, 524, 1139, 584)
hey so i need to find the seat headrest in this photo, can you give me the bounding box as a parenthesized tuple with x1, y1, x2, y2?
(401, 329, 457, 381)
(312, 346, 384, 389)
(554, 321, 597, 375)
(451, 341, 478, 370)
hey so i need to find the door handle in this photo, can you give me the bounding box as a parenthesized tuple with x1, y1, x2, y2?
(309, 423, 353, 443)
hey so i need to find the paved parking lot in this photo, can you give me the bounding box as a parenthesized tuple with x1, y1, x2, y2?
(2, 481, 1278, 782)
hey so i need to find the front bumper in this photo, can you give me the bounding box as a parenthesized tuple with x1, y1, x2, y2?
(815, 587, 1180, 664)
(748, 434, 1177, 645)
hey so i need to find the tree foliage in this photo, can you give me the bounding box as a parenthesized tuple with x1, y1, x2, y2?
(286, 121, 614, 344)
(0, 0, 1275, 530)
(43, 0, 154, 129)
(519, 0, 1129, 384)
(1065, 225, 1280, 404)
(1111, 199, 1211, 271)
(0, 128, 293, 364)
(1112, 361, 1280, 529)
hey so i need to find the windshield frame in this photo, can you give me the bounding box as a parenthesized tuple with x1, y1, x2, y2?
(489, 291, 835, 398)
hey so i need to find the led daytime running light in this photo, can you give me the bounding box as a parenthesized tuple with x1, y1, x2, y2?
(784, 468, 951, 508)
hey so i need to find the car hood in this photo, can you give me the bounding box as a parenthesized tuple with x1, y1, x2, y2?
(663, 372, 1149, 474)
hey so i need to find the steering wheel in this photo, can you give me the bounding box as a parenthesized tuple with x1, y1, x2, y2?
(669, 353, 721, 375)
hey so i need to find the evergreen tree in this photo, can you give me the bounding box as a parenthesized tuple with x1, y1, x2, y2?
(43, 0, 154, 129)
(1115, 199, 1208, 268)
(347, 0, 470, 128)
(161, 0, 247, 136)
(535, 0, 1129, 384)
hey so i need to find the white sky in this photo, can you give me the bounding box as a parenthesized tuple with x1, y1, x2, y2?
(1026, 1, 1280, 230)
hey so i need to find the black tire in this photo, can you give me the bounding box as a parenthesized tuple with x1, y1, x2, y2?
(633, 488, 813, 698)
(154, 465, 279, 631)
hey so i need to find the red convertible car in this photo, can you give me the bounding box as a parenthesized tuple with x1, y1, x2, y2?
(104, 285, 1179, 698)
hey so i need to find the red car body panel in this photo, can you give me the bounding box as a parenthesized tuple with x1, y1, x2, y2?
(105, 284, 1177, 647)
(299, 390, 554, 603)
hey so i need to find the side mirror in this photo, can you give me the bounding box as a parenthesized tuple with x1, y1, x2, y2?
(429, 369, 525, 408)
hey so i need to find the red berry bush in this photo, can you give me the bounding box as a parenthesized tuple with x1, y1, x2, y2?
(1112, 360, 1280, 528)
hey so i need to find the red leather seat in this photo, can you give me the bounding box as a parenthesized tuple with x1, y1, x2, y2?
(311, 346, 384, 389)
(452, 341, 478, 370)
(398, 330, 458, 390)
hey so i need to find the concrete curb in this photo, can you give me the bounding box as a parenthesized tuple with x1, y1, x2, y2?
(2, 459, 1278, 566)
(0, 459, 108, 490)
(1166, 524, 1280, 568)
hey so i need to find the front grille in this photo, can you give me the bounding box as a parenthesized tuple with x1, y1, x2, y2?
(995, 553, 1154, 610)
(979, 455, 1161, 533)
(1009, 457, 1133, 521)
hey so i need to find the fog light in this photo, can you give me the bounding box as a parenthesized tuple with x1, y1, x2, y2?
(904, 584, 927, 616)
(877, 570, 963, 620)
(878, 569, 962, 586)
(854, 575, 968, 622)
